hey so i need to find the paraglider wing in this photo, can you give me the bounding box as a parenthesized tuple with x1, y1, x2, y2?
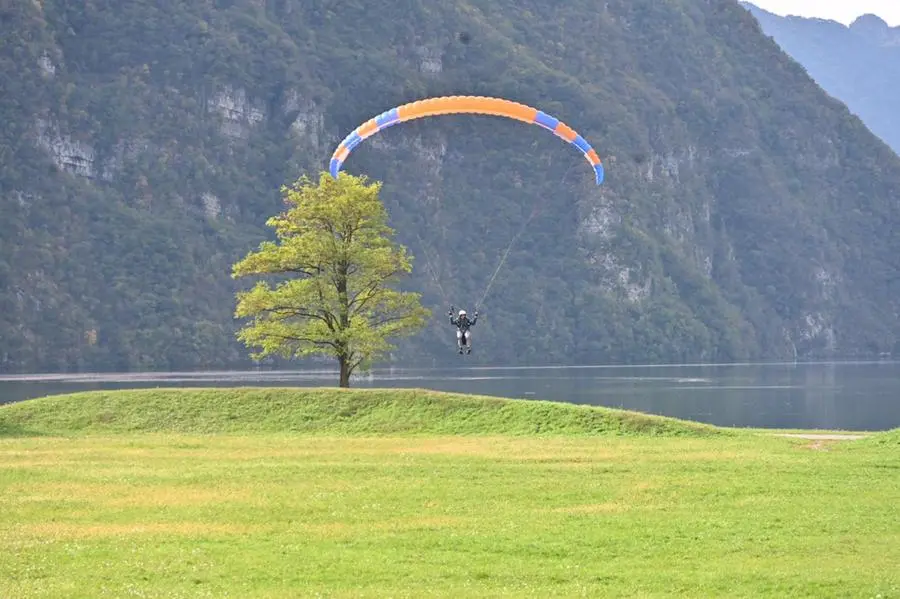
(328, 95, 605, 185)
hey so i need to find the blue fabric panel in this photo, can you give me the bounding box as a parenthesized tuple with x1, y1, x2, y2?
(572, 135, 592, 155)
(344, 131, 363, 151)
(534, 111, 558, 130)
(375, 108, 400, 129)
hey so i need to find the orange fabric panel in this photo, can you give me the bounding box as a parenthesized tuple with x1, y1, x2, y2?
(553, 122, 577, 141)
(357, 118, 379, 138)
(397, 96, 538, 124)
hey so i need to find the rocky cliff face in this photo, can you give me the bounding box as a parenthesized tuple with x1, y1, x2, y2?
(3, 0, 900, 373)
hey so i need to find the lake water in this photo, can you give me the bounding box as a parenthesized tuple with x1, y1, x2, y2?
(1, 361, 899, 432)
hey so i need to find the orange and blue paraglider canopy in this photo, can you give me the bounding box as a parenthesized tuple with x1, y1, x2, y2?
(328, 95, 605, 185)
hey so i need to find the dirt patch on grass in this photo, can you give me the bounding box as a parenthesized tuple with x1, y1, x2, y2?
(16, 521, 264, 539)
(303, 516, 467, 538)
(659, 450, 748, 462)
(551, 502, 629, 514)
(302, 521, 354, 537)
(388, 438, 621, 463)
(772, 433, 869, 450)
(773, 434, 869, 440)
(390, 438, 509, 457)
(9, 481, 260, 508)
(804, 440, 836, 451)
(103, 485, 261, 507)
(375, 515, 467, 531)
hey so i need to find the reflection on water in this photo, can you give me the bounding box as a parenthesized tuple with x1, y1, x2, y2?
(1, 361, 899, 431)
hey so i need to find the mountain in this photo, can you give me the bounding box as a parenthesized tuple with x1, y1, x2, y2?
(3, 0, 900, 373)
(742, 2, 900, 154)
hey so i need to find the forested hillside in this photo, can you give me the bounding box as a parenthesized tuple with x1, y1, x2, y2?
(743, 3, 900, 154)
(3, 0, 900, 373)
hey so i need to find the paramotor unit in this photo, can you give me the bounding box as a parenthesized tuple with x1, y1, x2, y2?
(327, 95, 605, 185)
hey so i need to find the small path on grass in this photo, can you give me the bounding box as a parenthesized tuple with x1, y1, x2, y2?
(771, 433, 870, 440)
(766, 432, 871, 451)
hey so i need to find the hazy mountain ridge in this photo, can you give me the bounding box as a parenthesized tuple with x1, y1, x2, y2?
(3, 0, 900, 373)
(742, 2, 900, 154)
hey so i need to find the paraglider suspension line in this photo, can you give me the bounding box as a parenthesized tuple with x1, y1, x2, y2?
(475, 206, 538, 310)
(474, 162, 577, 311)
(416, 233, 451, 306)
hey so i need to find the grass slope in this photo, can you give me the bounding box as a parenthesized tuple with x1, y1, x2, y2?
(0, 387, 723, 437)
(2, 388, 898, 596)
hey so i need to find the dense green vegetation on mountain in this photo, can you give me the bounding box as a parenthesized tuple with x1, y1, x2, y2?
(3, 0, 900, 373)
(743, 3, 900, 154)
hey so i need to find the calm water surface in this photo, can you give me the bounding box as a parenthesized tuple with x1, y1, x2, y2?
(1, 361, 898, 431)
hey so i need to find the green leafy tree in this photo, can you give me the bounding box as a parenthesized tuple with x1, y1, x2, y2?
(231, 172, 430, 387)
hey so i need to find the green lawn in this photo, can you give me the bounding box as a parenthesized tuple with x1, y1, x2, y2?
(1, 388, 898, 598)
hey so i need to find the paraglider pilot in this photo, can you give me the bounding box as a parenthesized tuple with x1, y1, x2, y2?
(449, 306, 478, 354)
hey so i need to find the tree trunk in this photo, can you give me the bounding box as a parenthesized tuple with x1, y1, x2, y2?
(337, 262, 351, 388)
(339, 355, 350, 388)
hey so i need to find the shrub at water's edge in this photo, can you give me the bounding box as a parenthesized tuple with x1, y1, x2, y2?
(0, 387, 726, 437)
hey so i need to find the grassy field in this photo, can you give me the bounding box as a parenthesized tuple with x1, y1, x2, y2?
(1, 388, 898, 598)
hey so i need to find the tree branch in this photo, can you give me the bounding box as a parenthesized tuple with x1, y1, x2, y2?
(261, 307, 334, 323)
(314, 278, 336, 331)
(262, 333, 338, 350)
(348, 279, 383, 312)
(371, 312, 418, 328)
(349, 269, 404, 313)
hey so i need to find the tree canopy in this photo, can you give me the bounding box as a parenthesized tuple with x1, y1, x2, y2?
(231, 172, 430, 386)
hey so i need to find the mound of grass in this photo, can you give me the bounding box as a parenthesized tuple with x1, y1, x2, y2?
(0, 387, 724, 437)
